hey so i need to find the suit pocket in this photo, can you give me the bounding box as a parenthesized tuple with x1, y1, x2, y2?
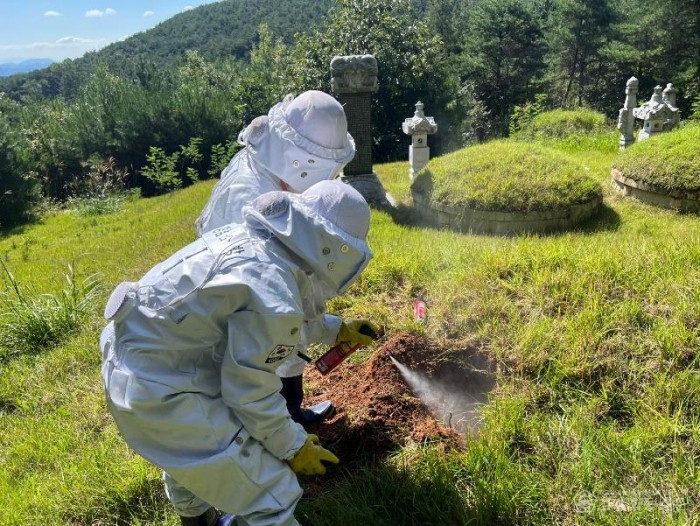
(107, 367, 132, 412)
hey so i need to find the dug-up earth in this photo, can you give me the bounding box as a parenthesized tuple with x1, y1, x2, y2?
(302, 332, 496, 488)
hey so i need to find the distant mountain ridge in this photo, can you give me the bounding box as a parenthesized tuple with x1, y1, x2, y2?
(0, 0, 331, 99)
(0, 59, 54, 77)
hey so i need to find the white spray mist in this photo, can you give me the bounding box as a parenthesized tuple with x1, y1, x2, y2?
(390, 356, 489, 435)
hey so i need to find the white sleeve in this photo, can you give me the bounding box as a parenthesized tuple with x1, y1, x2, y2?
(195, 153, 242, 235)
(275, 314, 341, 378)
(302, 314, 342, 346)
(221, 310, 306, 460)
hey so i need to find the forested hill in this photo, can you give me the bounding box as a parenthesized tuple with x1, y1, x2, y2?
(98, 0, 332, 66)
(0, 0, 331, 100)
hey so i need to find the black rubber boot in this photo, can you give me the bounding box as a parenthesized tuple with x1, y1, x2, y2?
(180, 508, 236, 526)
(180, 507, 221, 526)
(280, 374, 333, 424)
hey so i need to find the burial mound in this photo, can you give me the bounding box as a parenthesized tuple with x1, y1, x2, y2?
(411, 141, 603, 234)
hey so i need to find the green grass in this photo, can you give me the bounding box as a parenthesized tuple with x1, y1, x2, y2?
(65, 191, 132, 217)
(411, 140, 602, 212)
(525, 109, 608, 138)
(514, 109, 619, 154)
(2, 135, 700, 524)
(0, 260, 100, 360)
(613, 122, 700, 192)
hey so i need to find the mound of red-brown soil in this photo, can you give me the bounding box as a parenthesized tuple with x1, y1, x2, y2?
(303, 333, 469, 469)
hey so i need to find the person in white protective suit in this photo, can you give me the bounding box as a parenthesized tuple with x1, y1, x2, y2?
(195, 90, 359, 425)
(100, 180, 376, 526)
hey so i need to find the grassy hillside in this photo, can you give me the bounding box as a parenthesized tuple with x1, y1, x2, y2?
(0, 0, 331, 100)
(1, 133, 700, 524)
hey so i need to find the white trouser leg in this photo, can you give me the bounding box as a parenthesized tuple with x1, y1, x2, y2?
(236, 505, 301, 525)
(104, 384, 303, 525)
(163, 471, 212, 517)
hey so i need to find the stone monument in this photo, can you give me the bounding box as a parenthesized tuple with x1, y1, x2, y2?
(330, 54, 391, 205)
(617, 76, 639, 150)
(633, 84, 680, 141)
(617, 78, 681, 148)
(402, 101, 438, 180)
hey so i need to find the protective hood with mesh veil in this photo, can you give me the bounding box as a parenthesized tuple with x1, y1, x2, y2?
(243, 181, 372, 296)
(237, 91, 356, 192)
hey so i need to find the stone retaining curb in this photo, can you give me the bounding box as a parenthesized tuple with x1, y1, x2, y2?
(611, 169, 700, 212)
(412, 189, 603, 235)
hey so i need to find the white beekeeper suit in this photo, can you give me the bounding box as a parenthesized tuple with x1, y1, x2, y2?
(195, 90, 356, 233)
(195, 91, 357, 423)
(100, 180, 372, 525)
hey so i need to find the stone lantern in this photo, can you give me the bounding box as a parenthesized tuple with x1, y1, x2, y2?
(633, 84, 680, 141)
(402, 101, 438, 180)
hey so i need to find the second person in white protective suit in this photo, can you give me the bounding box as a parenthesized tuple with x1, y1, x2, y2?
(100, 180, 375, 526)
(196, 90, 363, 425)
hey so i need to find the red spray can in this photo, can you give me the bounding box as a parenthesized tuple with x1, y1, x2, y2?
(314, 324, 378, 376)
(413, 297, 427, 323)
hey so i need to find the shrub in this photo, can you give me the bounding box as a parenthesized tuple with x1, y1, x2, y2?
(21, 98, 84, 200)
(612, 122, 700, 192)
(509, 94, 548, 136)
(209, 140, 240, 178)
(691, 94, 700, 121)
(66, 193, 133, 216)
(178, 137, 204, 183)
(140, 146, 182, 194)
(411, 140, 602, 213)
(65, 156, 132, 216)
(141, 137, 206, 194)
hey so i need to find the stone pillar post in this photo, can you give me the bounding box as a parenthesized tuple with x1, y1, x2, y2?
(402, 101, 438, 180)
(662, 83, 677, 107)
(663, 83, 680, 128)
(330, 55, 391, 206)
(617, 76, 638, 150)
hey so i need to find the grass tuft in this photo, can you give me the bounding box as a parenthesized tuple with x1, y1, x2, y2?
(0, 260, 101, 360)
(66, 191, 135, 217)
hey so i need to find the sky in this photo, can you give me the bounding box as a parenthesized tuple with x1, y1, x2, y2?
(0, 0, 221, 62)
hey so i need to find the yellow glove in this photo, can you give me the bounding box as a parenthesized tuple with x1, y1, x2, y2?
(288, 434, 339, 476)
(335, 319, 379, 346)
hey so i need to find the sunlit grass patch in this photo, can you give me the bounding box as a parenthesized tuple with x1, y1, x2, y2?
(0, 261, 100, 361)
(65, 190, 137, 217)
(0, 293, 177, 525)
(513, 109, 618, 154)
(2, 142, 700, 525)
(525, 109, 608, 138)
(412, 140, 602, 212)
(613, 122, 700, 192)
